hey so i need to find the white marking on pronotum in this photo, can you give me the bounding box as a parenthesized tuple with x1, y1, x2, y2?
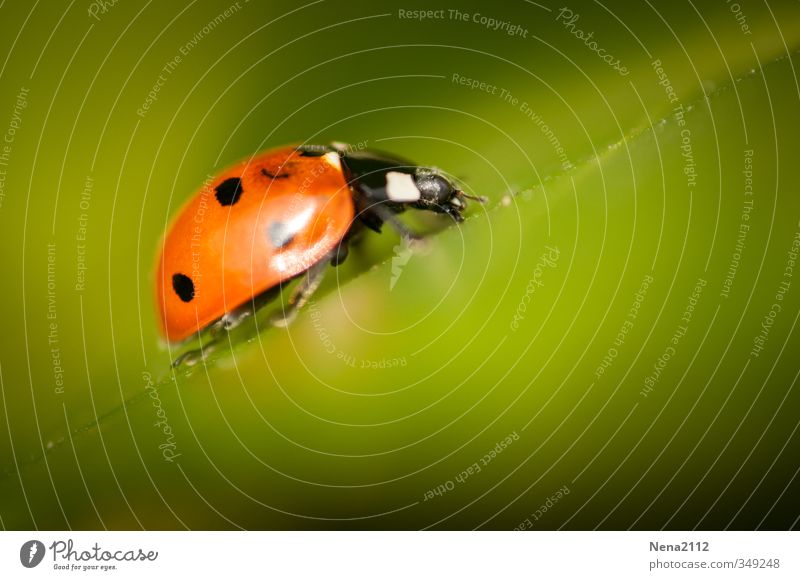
(385, 171, 421, 202)
(323, 151, 342, 171)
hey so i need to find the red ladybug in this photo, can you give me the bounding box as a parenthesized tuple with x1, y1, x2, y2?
(155, 143, 483, 360)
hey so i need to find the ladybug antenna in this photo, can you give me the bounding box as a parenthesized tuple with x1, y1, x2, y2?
(458, 190, 488, 204)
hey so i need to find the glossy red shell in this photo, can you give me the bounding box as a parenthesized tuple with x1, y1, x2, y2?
(155, 146, 355, 342)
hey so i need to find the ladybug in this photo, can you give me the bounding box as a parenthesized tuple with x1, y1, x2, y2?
(155, 143, 484, 361)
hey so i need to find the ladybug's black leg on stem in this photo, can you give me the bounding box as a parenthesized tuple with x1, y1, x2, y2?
(366, 203, 431, 253)
(271, 250, 335, 328)
(331, 236, 351, 266)
(171, 340, 220, 368)
(209, 284, 283, 337)
(367, 203, 422, 244)
(171, 285, 284, 367)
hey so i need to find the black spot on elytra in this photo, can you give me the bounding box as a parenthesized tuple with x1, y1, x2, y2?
(215, 177, 243, 206)
(260, 168, 290, 179)
(172, 273, 195, 302)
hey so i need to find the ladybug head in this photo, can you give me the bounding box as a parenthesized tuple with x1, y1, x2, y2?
(412, 170, 487, 222)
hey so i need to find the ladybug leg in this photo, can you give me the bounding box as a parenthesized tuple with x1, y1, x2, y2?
(171, 285, 284, 367)
(367, 203, 429, 251)
(170, 313, 257, 367)
(271, 251, 334, 328)
(208, 284, 283, 337)
(367, 203, 418, 240)
(209, 311, 250, 337)
(331, 236, 351, 266)
(171, 339, 220, 368)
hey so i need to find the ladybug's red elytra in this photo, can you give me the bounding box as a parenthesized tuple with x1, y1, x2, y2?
(155, 143, 484, 362)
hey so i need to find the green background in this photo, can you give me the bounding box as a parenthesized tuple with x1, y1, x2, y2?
(1, 0, 799, 529)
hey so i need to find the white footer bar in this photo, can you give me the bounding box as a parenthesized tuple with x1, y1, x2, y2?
(1, 531, 797, 578)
